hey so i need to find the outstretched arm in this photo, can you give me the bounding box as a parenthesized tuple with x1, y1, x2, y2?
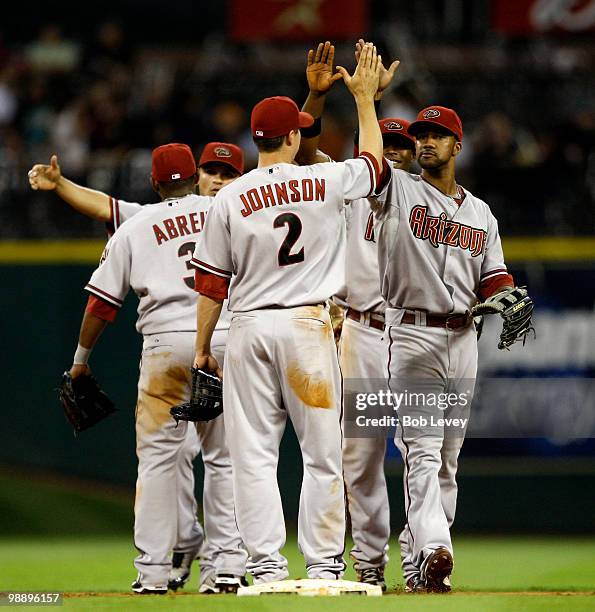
(28, 155, 112, 222)
(352, 39, 400, 151)
(297, 41, 342, 165)
(337, 43, 383, 170)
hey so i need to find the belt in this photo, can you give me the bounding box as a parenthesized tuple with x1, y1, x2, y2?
(260, 302, 325, 310)
(401, 311, 471, 329)
(346, 308, 385, 331)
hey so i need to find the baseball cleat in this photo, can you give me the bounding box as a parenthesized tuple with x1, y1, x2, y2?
(214, 574, 249, 594)
(198, 573, 220, 594)
(131, 579, 168, 595)
(404, 575, 426, 593)
(356, 567, 386, 592)
(422, 547, 453, 593)
(168, 550, 198, 591)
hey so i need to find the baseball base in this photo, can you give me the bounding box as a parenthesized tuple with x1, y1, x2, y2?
(237, 578, 383, 596)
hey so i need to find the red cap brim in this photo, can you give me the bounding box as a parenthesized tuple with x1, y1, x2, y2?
(382, 133, 417, 151)
(408, 119, 461, 142)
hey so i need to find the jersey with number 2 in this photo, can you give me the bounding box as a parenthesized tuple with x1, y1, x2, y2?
(193, 157, 378, 311)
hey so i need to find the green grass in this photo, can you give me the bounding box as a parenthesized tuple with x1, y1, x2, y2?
(1, 468, 594, 609)
(0, 536, 594, 610)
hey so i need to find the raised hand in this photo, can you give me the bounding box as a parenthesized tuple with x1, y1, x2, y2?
(28, 154, 62, 191)
(355, 38, 399, 94)
(306, 41, 343, 95)
(336, 42, 381, 101)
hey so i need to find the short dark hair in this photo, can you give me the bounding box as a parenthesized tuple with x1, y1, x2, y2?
(253, 135, 286, 153)
(157, 175, 196, 196)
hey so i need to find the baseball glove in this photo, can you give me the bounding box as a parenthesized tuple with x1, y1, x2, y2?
(170, 367, 223, 424)
(471, 286, 535, 350)
(58, 371, 116, 433)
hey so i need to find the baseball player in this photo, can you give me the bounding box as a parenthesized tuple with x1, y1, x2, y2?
(190, 43, 384, 584)
(337, 118, 416, 591)
(298, 41, 410, 590)
(373, 106, 516, 592)
(32, 143, 247, 594)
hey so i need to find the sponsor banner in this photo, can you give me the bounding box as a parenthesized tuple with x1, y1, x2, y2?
(478, 310, 595, 372)
(343, 377, 595, 441)
(493, 0, 595, 34)
(229, 0, 369, 41)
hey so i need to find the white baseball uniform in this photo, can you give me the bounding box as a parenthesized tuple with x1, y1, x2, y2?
(192, 155, 380, 583)
(109, 196, 218, 585)
(374, 169, 512, 582)
(87, 193, 246, 588)
(338, 197, 390, 574)
(107, 197, 144, 235)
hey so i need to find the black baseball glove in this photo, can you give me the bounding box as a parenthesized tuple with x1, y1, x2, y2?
(58, 371, 116, 433)
(471, 286, 535, 350)
(170, 367, 223, 424)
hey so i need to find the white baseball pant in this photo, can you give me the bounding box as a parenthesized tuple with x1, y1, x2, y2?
(385, 312, 476, 582)
(223, 305, 346, 584)
(338, 316, 390, 571)
(133, 330, 246, 587)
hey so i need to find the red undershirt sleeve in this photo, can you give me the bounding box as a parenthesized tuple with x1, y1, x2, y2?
(194, 269, 230, 300)
(479, 273, 515, 300)
(375, 158, 392, 194)
(85, 294, 119, 322)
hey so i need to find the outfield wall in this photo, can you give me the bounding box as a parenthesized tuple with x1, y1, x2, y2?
(1, 240, 594, 533)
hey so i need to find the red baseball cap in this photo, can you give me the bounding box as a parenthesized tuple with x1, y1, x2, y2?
(379, 117, 416, 150)
(251, 96, 314, 139)
(199, 142, 244, 175)
(354, 117, 416, 156)
(151, 143, 197, 182)
(408, 106, 463, 142)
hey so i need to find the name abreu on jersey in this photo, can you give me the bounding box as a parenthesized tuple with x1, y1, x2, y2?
(87, 193, 226, 335)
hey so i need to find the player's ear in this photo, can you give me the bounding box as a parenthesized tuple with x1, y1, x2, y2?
(150, 177, 160, 194)
(453, 141, 462, 157)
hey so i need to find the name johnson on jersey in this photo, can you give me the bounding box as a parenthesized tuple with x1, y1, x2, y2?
(239, 178, 326, 217)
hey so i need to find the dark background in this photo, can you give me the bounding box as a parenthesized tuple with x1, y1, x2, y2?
(1, 0, 594, 237)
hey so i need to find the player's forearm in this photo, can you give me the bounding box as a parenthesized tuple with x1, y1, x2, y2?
(296, 92, 326, 165)
(55, 177, 112, 222)
(302, 91, 326, 121)
(72, 311, 108, 368)
(195, 295, 223, 356)
(354, 98, 382, 152)
(355, 95, 383, 169)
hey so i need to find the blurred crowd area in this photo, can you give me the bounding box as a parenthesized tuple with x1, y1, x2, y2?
(1, 5, 595, 237)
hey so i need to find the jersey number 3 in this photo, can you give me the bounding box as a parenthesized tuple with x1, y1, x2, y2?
(274, 213, 304, 266)
(178, 241, 196, 289)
